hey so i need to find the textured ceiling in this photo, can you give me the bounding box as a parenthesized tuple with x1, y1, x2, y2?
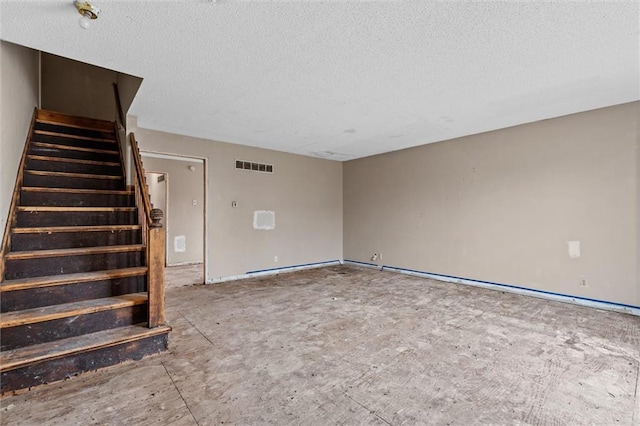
(1, 1, 639, 160)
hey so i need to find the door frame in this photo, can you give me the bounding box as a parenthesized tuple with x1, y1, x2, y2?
(140, 151, 208, 281)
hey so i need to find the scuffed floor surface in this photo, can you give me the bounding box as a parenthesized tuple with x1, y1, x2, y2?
(165, 264, 205, 290)
(2, 265, 639, 425)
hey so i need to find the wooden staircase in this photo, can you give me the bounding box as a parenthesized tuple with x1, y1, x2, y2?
(0, 109, 170, 395)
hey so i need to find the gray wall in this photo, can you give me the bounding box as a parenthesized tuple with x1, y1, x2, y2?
(142, 157, 205, 266)
(116, 73, 143, 116)
(129, 121, 343, 282)
(41, 53, 116, 121)
(344, 102, 639, 307)
(0, 41, 39, 233)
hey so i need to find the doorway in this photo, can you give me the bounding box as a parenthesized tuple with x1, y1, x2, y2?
(142, 153, 206, 289)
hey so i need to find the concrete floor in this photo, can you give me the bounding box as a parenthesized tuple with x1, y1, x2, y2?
(1, 265, 639, 425)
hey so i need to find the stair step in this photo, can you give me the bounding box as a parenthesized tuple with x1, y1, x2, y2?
(34, 122, 115, 141)
(0, 293, 148, 351)
(0, 323, 169, 372)
(27, 155, 120, 167)
(34, 129, 116, 144)
(0, 268, 147, 312)
(36, 109, 115, 132)
(3, 245, 146, 280)
(29, 143, 120, 162)
(11, 225, 142, 251)
(0, 324, 171, 393)
(30, 141, 118, 155)
(25, 170, 123, 180)
(23, 170, 124, 191)
(16, 206, 137, 227)
(5, 244, 145, 260)
(0, 293, 148, 329)
(17, 206, 135, 212)
(13, 225, 141, 233)
(26, 155, 122, 176)
(1, 267, 148, 292)
(30, 133, 118, 155)
(20, 187, 135, 207)
(21, 187, 133, 195)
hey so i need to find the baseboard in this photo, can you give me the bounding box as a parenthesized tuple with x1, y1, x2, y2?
(206, 260, 343, 284)
(343, 260, 640, 317)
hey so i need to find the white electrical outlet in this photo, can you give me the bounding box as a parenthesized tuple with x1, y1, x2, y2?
(580, 278, 587, 287)
(274, 256, 278, 263)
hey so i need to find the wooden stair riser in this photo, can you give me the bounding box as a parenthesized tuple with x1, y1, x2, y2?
(0, 332, 168, 395)
(11, 229, 142, 251)
(4, 251, 145, 280)
(32, 133, 117, 152)
(1, 275, 147, 312)
(29, 144, 120, 162)
(26, 157, 122, 177)
(20, 190, 134, 207)
(1, 305, 147, 351)
(23, 173, 124, 191)
(16, 209, 138, 227)
(34, 122, 114, 141)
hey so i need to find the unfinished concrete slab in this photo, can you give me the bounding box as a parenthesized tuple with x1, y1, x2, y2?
(1, 265, 639, 425)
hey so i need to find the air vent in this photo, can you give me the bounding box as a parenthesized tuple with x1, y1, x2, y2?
(235, 159, 273, 173)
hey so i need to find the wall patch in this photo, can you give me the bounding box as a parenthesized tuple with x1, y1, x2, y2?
(254, 211, 275, 230)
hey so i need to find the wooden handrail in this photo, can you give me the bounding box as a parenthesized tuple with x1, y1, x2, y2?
(128, 132, 165, 328)
(0, 108, 38, 282)
(112, 84, 165, 328)
(129, 133, 153, 221)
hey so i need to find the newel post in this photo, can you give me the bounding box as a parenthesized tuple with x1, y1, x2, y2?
(148, 208, 166, 328)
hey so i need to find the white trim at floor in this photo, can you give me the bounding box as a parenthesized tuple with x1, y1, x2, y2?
(206, 260, 342, 284)
(344, 260, 640, 317)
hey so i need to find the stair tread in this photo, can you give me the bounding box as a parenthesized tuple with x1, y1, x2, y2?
(27, 155, 120, 167)
(24, 170, 123, 180)
(21, 187, 133, 195)
(34, 130, 116, 143)
(0, 293, 148, 329)
(5, 244, 145, 260)
(36, 110, 114, 132)
(17, 206, 136, 212)
(12, 225, 141, 233)
(31, 142, 118, 155)
(0, 267, 148, 292)
(0, 323, 170, 372)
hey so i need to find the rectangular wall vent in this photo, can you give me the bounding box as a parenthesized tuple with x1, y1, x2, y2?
(235, 159, 273, 173)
